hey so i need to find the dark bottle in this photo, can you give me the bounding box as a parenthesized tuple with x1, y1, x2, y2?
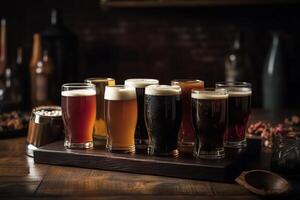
(1, 19, 22, 111)
(34, 50, 55, 106)
(15, 47, 30, 110)
(0, 19, 7, 77)
(0, 19, 6, 110)
(30, 33, 55, 107)
(262, 32, 284, 110)
(225, 31, 252, 82)
(30, 33, 43, 107)
(41, 9, 78, 104)
(4, 47, 24, 110)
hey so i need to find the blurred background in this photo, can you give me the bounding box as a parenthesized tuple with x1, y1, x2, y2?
(0, 0, 299, 111)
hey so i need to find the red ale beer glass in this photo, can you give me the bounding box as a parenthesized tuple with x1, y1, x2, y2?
(216, 82, 251, 148)
(61, 83, 96, 149)
(171, 79, 204, 146)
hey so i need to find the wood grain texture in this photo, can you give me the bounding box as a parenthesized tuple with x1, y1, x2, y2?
(33, 141, 248, 182)
(0, 137, 49, 197)
(0, 110, 300, 199)
(0, 196, 267, 200)
(36, 166, 213, 196)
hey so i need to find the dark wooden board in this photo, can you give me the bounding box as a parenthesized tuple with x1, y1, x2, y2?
(33, 141, 251, 182)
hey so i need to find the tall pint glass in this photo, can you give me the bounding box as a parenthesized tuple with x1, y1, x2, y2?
(145, 85, 182, 157)
(192, 88, 228, 159)
(62, 83, 96, 149)
(171, 79, 204, 146)
(104, 85, 137, 153)
(124, 78, 159, 146)
(216, 82, 251, 148)
(85, 78, 115, 140)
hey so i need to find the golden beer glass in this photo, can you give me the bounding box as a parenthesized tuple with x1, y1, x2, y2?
(104, 85, 137, 153)
(85, 78, 115, 140)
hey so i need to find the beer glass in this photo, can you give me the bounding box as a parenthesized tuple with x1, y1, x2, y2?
(171, 79, 204, 146)
(124, 78, 159, 146)
(216, 82, 251, 148)
(85, 78, 115, 140)
(62, 83, 96, 149)
(145, 85, 182, 157)
(191, 88, 228, 159)
(104, 85, 137, 153)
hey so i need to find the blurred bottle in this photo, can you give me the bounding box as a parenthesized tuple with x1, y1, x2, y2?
(4, 47, 23, 109)
(30, 33, 42, 106)
(0, 19, 22, 111)
(41, 9, 78, 104)
(262, 32, 284, 110)
(225, 31, 252, 82)
(0, 19, 7, 76)
(15, 47, 30, 110)
(0, 19, 7, 109)
(30, 33, 55, 107)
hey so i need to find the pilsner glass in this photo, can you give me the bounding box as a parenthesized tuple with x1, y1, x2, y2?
(216, 82, 251, 148)
(85, 78, 115, 140)
(61, 83, 96, 149)
(104, 85, 137, 153)
(191, 88, 228, 159)
(171, 79, 204, 146)
(145, 85, 182, 157)
(124, 78, 159, 146)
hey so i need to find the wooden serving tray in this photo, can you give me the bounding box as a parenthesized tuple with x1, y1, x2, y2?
(34, 141, 250, 182)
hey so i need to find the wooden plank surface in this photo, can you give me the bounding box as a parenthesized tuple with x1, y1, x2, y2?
(33, 141, 248, 182)
(0, 110, 300, 199)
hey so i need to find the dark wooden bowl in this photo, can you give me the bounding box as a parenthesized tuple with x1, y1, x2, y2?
(235, 170, 291, 196)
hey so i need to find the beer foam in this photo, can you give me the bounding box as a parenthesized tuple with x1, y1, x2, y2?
(61, 89, 96, 97)
(124, 79, 159, 88)
(192, 92, 228, 100)
(104, 85, 136, 100)
(227, 88, 252, 97)
(145, 85, 181, 96)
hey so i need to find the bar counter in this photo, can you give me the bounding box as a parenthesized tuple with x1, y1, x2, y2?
(0, 110, 299, 199)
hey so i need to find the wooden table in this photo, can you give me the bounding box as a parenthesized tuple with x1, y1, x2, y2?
(0, 110, 299, 199)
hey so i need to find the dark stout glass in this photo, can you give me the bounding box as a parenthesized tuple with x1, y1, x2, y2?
(145, 85, 182, 157)
(191, 89, 228, 159)
(61, 83, 96, 149)
(171, 79, 204, 146)
(124, 79, 159, 147)
(216, 82, 251, 148)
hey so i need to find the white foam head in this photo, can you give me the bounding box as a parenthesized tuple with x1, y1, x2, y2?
(104, 85, 136, 100)
(192, 89, 228, 100)
(145, 85, 181, 96)
(124, 79, 159, 88)
(61, 89, 96, 97)
(226, 88, 252, 97)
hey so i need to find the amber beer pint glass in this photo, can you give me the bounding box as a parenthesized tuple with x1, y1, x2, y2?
(124, 79, 159, 146)
(216, 82, 251, 148)
(191, 88, 228, 159)
(145, 85, 182, 157)
(61, 83, 96, 149)
(171, 79, 204, 146)
(104, 85, 137, 153)
(85, 78, 115, 140)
